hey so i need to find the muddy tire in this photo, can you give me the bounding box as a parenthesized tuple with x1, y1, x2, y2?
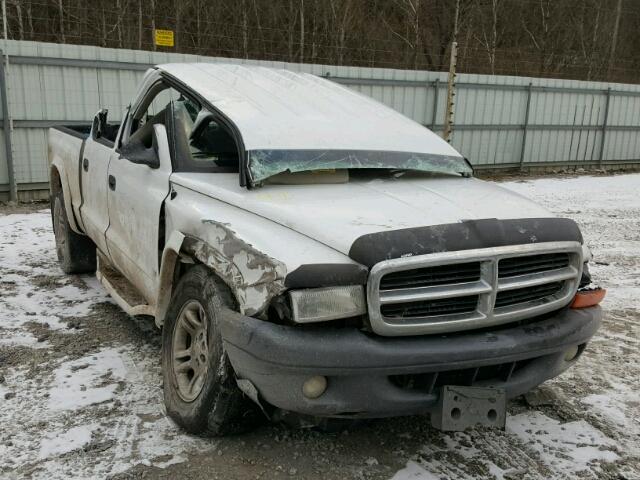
(162, 265, 263, 436)
(51, 191, 96, 274)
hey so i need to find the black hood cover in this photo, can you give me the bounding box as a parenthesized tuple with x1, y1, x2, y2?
(349, 217, 583, 268)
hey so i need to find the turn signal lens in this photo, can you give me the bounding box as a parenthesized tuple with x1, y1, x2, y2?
(570, 288, 606, 309)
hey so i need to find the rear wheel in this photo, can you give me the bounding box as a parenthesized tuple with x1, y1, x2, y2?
(51, 190, 96, 274)
(162, 265, 263, 436)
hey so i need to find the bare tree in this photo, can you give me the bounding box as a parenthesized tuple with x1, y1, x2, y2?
(57, 0, 65, 43)
(3, 0, 640, 83)
(150, 0, 156, 51)
(608, 0, 623, 75)
(138, 0, 142, 49)
(9, 0, 23, 40)
(299, 0, 304, 63)
(472, 0, 501, 75)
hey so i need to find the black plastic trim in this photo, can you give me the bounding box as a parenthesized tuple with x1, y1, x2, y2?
(95, 136, 115, 149)
(349, 217, 583, 268)
(219, 306, 601, 417)
(74, 138, 87, 232)
(284, 263, 369, 288)
(52, 124, 91, 140)
(221, 306, 599, 374)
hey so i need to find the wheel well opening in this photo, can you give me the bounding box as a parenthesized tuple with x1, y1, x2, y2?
(172, 253, 239, 311)
(158, 203, 167, 269)
(157, 238, 245, 328)
(50, 167, 62, 197)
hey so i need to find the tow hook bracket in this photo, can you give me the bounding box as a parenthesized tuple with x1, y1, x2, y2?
(431, 385, 506, 431)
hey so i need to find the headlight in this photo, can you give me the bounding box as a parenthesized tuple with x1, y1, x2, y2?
(581, 244, 592, 263)
(289, 286, 367, 323)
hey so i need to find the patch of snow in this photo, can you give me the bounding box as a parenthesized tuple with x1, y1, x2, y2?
(153, 454, 188, 469)
(132, 417, 212, 470)
(391, 461, 441, 480)
(0, 211, 111, 343)
(582, 381, 640, 433)
(39, 424, 95, 459)
(48, 349, 127, 411)
(507, 411, 618, 472)
(0, 329, 44, 347)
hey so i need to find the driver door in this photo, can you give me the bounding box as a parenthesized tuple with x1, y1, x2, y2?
(104, 85, 187, 303)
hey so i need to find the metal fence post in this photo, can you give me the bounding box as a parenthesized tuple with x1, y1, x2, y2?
(598, 87, 611, 168)
(0, 49, 16, 201)
(443, 41, 458, 142)
(519, 82, 533, 170)
(430, 79, 439, 131)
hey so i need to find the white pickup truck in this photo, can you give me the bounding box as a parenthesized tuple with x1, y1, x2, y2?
(48, 63, 603, 435)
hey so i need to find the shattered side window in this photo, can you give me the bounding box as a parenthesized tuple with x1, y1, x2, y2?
(247, 149, 472, 185)
(172, 103, 239, 173)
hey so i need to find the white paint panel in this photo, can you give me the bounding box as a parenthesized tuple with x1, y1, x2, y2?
(159, 63, 461, 156)
(171, 172, 553, 256)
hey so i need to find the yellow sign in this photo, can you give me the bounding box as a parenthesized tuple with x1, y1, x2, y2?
(154, 29, 174, 47)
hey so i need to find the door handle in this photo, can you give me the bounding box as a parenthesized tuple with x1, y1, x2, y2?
(83, 158, 89, 172)
(108, 175, 116, 191)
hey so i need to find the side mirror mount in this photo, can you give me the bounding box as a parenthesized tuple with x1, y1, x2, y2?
(118, 124, 169, 170)
(91, 109, 109, 140)
(152, 124, 171, 167)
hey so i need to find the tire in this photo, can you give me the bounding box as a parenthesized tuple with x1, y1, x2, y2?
(162, 265, 263, 436)
(51, 190, 97, 274)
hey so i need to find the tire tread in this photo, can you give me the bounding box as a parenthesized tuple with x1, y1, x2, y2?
(162, 265, 263, 437)
(51, 191, 96, 274)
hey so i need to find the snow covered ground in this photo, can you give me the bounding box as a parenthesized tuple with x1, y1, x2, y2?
(0, 173, 638, 479)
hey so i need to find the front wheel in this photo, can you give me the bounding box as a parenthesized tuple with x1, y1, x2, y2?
(162, 265, 263, 436)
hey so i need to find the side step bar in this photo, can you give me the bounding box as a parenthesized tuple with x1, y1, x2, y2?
(96, 252, 155, 317)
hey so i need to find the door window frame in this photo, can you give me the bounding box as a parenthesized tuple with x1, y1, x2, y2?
(118, 79, 199, 171)
(158, 72, 249, 185)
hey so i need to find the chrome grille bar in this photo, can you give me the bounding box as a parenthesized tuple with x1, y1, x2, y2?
(367, 242, 583, 336)
(379, 280, 492, 304)
(496, 266, 578, 291)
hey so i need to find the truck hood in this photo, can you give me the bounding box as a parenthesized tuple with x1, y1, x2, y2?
(171, 173, 554, 258)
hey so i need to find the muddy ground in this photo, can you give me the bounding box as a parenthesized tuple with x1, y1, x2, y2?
(0, 174, 638, 480)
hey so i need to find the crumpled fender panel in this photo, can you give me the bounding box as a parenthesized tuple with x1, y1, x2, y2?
(182, 221, 287, 316)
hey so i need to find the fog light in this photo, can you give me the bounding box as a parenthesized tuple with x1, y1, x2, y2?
(564, 345, 580, 362)
(302, 376, 327, 399)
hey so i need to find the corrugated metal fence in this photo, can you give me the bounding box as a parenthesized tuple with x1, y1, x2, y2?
(2, 40, 640, 200)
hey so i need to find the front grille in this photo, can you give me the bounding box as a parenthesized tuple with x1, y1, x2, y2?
(499, 253, 570, 278)
(380, 262, 481, 289)
(381, 295, 478, 318)
(495, 282, 564, 308)
(367, 242, 583, 336)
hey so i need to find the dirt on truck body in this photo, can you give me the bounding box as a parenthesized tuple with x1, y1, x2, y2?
(45, 63, 604, 437)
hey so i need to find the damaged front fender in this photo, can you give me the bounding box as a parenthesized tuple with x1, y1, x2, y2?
(182, 220, 287, 316)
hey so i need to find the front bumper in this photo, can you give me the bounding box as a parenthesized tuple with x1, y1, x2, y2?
(219, 306, 601, 418)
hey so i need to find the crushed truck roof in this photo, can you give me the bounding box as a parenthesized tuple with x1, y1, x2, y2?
(157, 63, 462, 156)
